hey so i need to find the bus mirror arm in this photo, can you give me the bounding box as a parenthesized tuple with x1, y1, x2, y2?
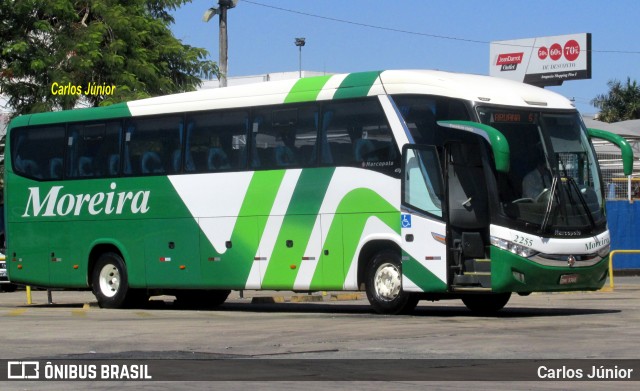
(437, 120, 510, 173)
(587, 128, 634, 176)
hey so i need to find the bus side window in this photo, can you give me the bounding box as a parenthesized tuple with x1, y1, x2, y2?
(392, 95, 471, 145)
(186, 109, 249, 173)
(108, 154, 120, 176)
(49, 158, 63, 179)
(252, 104, 318, 170)
(124, 116, 182, 176)
(322, 98, 399, 175)
(11, 126, 65, 180)
(317, 111, 334, 164)
(66, 122, 120, 179)
(250, 116, 263, 169)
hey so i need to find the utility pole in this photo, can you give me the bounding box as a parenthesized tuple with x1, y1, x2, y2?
(203, 0, 239, 88)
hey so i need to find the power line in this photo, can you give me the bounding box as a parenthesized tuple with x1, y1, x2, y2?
(243, 0, 640, 55)
(244, 0, 487, 45)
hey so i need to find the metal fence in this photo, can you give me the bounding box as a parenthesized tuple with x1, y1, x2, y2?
(597, 151, 640, 200)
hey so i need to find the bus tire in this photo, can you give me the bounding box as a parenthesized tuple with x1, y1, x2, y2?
(175, 289, 231, 309)
(1, 284, 17, 293)
(91, 252, 133, 309)
(461, 292, 511, 314)
(365, 250, 419, 315)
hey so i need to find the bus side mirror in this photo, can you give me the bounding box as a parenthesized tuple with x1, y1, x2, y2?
(588, 128, 634, 176)
(437, 120, 510, 173)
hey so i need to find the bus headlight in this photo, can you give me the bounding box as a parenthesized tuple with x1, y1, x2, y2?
(490, 236, 538, 258)
(597, 245, 610, 258)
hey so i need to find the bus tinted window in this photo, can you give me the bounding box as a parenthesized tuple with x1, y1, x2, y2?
(123, 116, 182, 176)
(186, 110, 249, 172)
(321, 99, 399, 175)
(251, 104, 318, 170)
(11, 125, 66, 180)
(67, 122, 121, 178)
(392, 95, 470, 145)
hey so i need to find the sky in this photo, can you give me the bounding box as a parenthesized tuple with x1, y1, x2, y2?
(170, 0, 640, 116)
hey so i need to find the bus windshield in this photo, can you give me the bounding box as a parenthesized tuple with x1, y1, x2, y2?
(477, 107, 604, 235)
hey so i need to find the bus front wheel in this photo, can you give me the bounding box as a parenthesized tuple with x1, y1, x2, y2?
(92, 252, 135, 309)
(365, 250, 419, 315)
(1, 284, 17, 292)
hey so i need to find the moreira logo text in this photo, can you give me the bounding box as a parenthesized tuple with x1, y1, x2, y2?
(22, 183, 150, 217)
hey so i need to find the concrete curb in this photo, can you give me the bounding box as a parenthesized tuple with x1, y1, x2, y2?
(250, 292, 365, 304)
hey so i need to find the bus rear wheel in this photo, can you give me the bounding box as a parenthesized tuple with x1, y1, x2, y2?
(461, 292, 511, 314)
(92, 252, 138, 309)
(365, 250, 419, 315)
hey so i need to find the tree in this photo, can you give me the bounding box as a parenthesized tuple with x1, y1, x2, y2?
(591, 78, 640, 123)
(0, 0, 219, 116)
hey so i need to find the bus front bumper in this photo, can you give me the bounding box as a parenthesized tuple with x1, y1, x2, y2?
(489, 247, 609, 293)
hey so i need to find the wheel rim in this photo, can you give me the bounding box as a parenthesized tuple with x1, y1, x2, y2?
(374, 262, 401, 301)
(98, 264, 120, 298)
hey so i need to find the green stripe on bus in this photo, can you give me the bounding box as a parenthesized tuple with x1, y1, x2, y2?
(284, 75, 333, 104)
(231, 170, 286, 283)
(333, 71, 381, 100)
(261, 168, 335, 288)
(240, 171, 287, 217)
(23, 103, 132, 126)
(199, 171, 286, 287)
(310, 187, 399, 290)
(402, 255, 447, 292)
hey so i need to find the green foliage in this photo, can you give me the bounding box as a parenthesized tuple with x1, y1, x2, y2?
(0, 0, 219, 115)
(591, 78, 640, 123)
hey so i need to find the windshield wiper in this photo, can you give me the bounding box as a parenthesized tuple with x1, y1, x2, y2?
(566, 176, 596, 229)
(539, 175, 559, 233)
(555, 153, 596, 230)
(539, 175, 596, 233)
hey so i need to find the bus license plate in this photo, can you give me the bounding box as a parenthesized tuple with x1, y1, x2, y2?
(559, 274, 579, 285)
(0, 270, 6, 278)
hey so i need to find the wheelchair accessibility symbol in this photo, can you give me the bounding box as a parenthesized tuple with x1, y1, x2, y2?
(401, 214, 412, 228)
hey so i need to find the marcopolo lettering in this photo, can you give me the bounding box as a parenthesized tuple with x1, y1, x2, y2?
(22, 182, 150, 217)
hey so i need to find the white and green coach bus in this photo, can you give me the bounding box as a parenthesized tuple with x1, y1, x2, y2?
(4, 70, 633, 314)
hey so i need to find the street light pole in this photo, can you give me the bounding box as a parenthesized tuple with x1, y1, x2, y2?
(203, 1, 239, 88)
(295, 38, 306, 78)
(219, 5, 228, 87)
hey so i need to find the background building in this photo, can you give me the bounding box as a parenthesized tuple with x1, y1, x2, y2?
(583, 116, 640, 200)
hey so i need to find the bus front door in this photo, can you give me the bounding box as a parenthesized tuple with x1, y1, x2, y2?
(400, 145, 448, 293)
(445, 141, 490, 288)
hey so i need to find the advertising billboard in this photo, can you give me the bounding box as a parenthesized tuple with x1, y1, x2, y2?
(490, 33, 591, 86)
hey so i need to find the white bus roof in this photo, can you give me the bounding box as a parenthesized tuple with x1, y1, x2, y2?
(127, 69, 575, 117)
